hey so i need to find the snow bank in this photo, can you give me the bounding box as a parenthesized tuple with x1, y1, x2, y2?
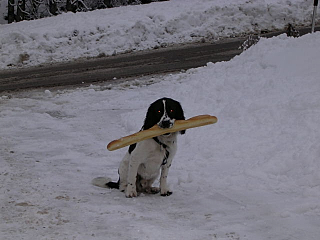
(0, 0, 315, 69)
(1, 31, 320, 239)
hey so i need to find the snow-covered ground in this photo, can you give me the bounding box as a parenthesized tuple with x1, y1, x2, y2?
(1, 27, 320, 240)
(1, 0, 320, 240)
(0, 0, 317, 69)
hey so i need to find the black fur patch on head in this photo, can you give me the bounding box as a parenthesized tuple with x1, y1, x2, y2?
(142, 97, 186, 134)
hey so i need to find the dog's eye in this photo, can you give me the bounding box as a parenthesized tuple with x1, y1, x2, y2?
(158, 110, 161, 113)
(170, 109, 174, 113)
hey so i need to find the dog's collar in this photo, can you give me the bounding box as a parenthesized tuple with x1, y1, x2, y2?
(153, 137, 168, 149)
(153, 137, 169, 165)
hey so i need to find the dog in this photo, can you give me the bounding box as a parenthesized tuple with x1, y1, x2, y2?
(92, 97, 185, 197)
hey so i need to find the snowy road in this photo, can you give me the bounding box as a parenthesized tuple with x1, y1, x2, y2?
(0, 26, 318, 92)
(0, 38, 241, 92)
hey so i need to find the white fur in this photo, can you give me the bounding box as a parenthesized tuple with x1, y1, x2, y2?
(120, 133, 178, 197)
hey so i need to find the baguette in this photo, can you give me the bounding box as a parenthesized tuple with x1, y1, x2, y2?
(107, 114, 217, 151)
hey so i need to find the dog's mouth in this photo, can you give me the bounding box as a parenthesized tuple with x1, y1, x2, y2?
(158, 120, 174, 129)
(159, 121, 174, 137)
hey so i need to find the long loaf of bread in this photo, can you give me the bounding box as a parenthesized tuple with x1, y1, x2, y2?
(107, 114, 217, 151)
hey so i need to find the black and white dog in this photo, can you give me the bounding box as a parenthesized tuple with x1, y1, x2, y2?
(92, 97, 185, 198)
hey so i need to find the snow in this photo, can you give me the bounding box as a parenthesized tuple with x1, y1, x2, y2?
(1, 31, 320, 240)
(1, 0, 320, 239)
(0, 0, 317, 69)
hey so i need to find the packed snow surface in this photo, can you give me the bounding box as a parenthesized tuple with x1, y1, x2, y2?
(1, 29, 320, 239)
(0, 0, 316, 69)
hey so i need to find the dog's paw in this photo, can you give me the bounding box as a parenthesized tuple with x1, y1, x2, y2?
(119, 183, 126, 192)
(145, 187, 160, 194)
(125, 184, 137, 198)
(126, 190, 137, 198)
(160, 190, 173, 197)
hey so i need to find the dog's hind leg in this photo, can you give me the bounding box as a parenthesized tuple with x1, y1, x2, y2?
(138, 176, 160, 194)
(145, 186, 160, 194)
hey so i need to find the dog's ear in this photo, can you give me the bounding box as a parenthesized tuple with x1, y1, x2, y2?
(142, 110, 155, 130)
(142, 100, 161, 130)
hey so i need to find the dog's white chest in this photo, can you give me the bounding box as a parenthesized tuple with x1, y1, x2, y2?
(137, 147, 166, 179)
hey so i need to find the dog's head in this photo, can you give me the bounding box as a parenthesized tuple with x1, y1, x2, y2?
(143, 97, 186, 134)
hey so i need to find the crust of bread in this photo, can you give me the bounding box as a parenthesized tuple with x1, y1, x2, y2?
(107, 114, 217, 151)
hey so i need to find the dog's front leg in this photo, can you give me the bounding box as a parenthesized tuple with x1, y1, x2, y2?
(125, 157, 140, 198)
(160, 161, 173, 196)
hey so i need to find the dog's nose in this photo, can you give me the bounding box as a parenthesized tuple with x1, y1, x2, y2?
(159, 120, 172, 129)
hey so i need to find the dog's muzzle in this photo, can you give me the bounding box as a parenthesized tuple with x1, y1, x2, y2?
(159, 120, 174, 129)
